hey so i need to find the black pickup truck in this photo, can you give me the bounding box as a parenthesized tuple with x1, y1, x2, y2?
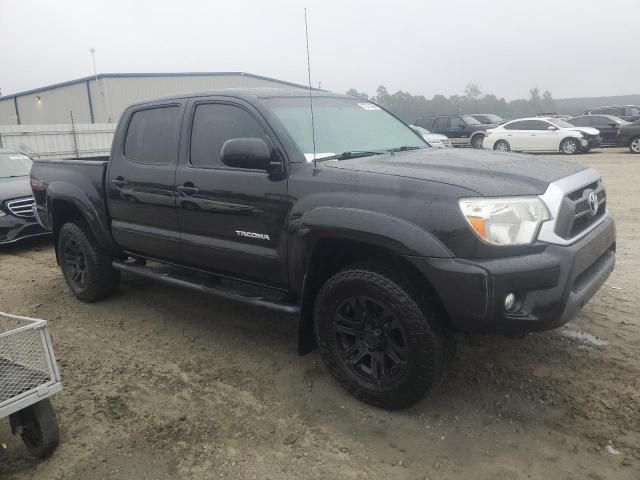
(30, 89, 616, 409)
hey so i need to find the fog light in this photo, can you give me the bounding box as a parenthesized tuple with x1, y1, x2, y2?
(504, 293, 517, 312)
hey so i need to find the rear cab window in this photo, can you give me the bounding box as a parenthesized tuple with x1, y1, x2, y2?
(124, 106, 181, 164)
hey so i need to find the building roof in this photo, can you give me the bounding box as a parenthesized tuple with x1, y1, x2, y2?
(0, 72, 316, 101)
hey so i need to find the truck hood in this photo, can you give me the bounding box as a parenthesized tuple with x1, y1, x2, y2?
(322, 148, 588, 196)
(0, 176, 31, 203)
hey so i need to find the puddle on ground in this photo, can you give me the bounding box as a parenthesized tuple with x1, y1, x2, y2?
(559, 328, 608, 347)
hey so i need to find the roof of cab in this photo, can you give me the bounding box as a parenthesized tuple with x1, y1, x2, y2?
(129, 88, 352, 107)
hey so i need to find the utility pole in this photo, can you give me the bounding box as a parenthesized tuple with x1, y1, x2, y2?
(89, 48, 100, 95)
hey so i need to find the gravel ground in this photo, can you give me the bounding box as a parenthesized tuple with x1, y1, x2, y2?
(1, 148, 638, 480)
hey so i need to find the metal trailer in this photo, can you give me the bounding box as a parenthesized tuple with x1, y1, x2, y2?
(0, 311, 62, 458)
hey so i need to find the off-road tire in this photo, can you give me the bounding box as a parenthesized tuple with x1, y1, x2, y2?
(18, 399, 59, 458)
(57, 221, 120, 302)
(494, 140, 511, 152)
(560, 138, 579, 155)
(471, 134, 485, 149)
(314, 264, 453, 409)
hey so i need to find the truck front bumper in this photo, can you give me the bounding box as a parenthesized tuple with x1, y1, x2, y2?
(0, 214, 48, 245)
(407, 216, 616, 335)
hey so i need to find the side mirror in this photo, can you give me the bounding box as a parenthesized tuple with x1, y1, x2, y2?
(608, 122, 618, 127)
(547, 125, 558, 131)
(221, 138, 276, 171)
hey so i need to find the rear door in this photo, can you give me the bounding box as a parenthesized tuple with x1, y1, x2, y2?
(174, 98, 290, 287)
(107, 102, 184, 261)
(502, 120, 529, 150)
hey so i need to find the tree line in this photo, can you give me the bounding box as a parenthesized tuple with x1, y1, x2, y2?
(345, 84, 557, 123)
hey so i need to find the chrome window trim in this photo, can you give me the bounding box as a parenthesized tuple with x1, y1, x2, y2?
(537, 168, 608, 246)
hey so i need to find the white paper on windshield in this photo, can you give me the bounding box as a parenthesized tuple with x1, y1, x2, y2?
(8, 155, 30, 160)
(357, 103, 381, 111)
(304, 153, 335, 162)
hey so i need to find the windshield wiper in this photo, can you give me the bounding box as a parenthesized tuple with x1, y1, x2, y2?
(387, 146, 425, 152)
(318, 150, 386, 161)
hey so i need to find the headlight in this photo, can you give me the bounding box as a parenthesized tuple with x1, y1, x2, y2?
(458, 197, 551, 245)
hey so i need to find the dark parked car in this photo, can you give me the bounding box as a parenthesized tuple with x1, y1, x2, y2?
(31, 89, 615, 409)
(468, 113, 506, 125)
(414, 115, 494, 148)
(616, 119, 640, 153)
(585, 105, 640, 122)
(0, 149, 47, 245)
(568, 115, 629, 146)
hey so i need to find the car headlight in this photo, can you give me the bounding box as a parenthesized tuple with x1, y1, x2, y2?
(458, 197, 551, 245)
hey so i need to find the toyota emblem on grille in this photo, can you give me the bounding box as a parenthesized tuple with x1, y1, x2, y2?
(588, 191, 599, 217)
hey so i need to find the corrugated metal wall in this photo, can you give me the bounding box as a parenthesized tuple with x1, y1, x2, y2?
(15, 82, 93, 125)
(0, 123, 115, 159)
(0, 74, 305, 125)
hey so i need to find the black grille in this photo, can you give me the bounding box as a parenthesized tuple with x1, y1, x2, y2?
(554, 181, 606, 240)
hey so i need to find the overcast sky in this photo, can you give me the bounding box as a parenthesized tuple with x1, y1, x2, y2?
(1, 0, 638, 100)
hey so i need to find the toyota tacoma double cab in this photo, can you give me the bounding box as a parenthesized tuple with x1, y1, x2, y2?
(30, 89, 616, 409)
(413, 115, 495, 148)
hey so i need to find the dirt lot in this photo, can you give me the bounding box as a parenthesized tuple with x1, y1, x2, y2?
(1, 148, 638, 480)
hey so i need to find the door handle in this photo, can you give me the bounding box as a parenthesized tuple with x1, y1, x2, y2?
(177, 184, 199, 195)
(111, 177, 127, 187)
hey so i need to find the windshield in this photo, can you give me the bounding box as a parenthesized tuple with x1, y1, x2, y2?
(263, 97, 427, 160)
(548, 119, 576, 129)
(0, 152, 32, 178)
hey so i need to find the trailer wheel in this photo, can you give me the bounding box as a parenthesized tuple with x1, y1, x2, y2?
(19, 399, 60, 458)
(58, 221, 120, 302)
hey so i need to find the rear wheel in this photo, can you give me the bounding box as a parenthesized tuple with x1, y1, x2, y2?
(494, 140, 510, 152)
(58, 222, 120, 302)
(471, 134, 485, 149)
(630, 136, 640, 154)
(314, 265, 453, 409)
(560, 138, 579, 155)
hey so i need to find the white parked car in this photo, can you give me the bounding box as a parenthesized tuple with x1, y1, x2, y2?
(483, 117, 601, 155)
(409, 125, 452, 148)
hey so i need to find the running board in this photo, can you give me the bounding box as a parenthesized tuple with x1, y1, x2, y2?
(112, 260, 300, 315)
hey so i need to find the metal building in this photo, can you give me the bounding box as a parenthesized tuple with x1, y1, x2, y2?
(0, 72, 309, 125)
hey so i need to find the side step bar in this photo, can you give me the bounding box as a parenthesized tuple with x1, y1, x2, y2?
(112, 260, 300, 315)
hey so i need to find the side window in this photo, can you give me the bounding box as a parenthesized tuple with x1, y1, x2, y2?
(505, 120, 527, 130)
(416, 118, 434, 129)
(450, 117, 466, 129)
(434, 117, 449, 130)
(613, 107, 625, 116)
(571, 117, 591, 127)
(190, 104, 268, 168)
(529, 120, 551, 130)
(124, 106, 180, 164)
(590, 116, 608, 126)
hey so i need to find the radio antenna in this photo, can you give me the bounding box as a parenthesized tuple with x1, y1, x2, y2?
(304, 8, 317, 165)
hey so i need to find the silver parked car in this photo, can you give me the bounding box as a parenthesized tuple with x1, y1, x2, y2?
(410, 125, 451, 148)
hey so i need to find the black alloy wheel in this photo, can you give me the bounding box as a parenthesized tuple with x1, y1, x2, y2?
(332, 295, 409, 385)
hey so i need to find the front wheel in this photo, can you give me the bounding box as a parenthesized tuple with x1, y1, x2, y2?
(471, 134, 485, 149)
(314, 265, 452, 409)
(58, 221, 120, 302)
(560, 138, 579, 155)
(494, 140, 511, 152)
(630, 136, 640, 154)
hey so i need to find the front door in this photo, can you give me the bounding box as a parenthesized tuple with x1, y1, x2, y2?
(107, 103, 183, 261)
(175, 100, 290, 288)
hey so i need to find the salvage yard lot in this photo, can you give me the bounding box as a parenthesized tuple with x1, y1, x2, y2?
(1, 148, 638, 480)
